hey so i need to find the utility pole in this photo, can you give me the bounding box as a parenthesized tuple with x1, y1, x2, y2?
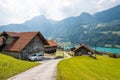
(63, 42, 65, 57)
(94, 41, 97, 59)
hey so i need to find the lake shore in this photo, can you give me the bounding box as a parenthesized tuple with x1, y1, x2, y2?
(92, 46, 120, 54)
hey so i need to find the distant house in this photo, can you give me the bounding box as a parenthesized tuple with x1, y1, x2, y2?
(0, 31, 48, 59)
(44, 40, 58, 54)
(73, 44, 94, 56)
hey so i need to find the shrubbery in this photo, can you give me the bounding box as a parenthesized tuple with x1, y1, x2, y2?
(67, 52, 74, 56)
(108, 53, 120, 58)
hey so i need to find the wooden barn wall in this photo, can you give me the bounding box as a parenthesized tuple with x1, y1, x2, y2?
(21, 36, 44, 59)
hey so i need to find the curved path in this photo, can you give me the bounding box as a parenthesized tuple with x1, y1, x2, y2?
(8, 59, 62, 80)
(8, 52, 71, 80)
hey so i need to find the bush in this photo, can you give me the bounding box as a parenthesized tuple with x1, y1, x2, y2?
(108, 53, 120, 58)
(95, 51, 107, 55)
(67, 52, 74, 56)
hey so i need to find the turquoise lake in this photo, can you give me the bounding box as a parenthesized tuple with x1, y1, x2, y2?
(92, 47, 120, 54)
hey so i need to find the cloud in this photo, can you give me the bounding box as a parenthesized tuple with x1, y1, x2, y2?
(92, 0, 120, 12)
(0, 0, 120, 25)
(0, 0, 41, 25)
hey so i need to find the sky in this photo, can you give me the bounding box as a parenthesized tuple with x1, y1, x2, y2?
(0, 0, 120, 26)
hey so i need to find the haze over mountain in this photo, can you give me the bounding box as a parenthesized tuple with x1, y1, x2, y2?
(0, 4, 120, 47)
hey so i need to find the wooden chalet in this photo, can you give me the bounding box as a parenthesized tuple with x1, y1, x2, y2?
(44, 40, 58, 54)
(73, 44, 94, 56)
(0, 31, 48, 59)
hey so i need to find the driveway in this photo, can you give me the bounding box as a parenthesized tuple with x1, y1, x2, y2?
(8, 59, 62, 80)
(64, 51, 72, 58)
(8, 52, 71, 80)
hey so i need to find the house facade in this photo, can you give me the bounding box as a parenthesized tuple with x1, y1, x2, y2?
(73, 44, 94, 56)
(0, 32, 48, 59)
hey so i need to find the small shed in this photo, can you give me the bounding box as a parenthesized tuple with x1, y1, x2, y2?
(73, 44, 94, 56)
(44, 40, 58, 54)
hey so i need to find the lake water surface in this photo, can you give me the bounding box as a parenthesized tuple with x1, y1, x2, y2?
(92, 47, 120, 54)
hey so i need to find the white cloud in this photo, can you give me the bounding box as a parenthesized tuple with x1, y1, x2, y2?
(0, 0, 120, 25)
(92, 0, 120, 12)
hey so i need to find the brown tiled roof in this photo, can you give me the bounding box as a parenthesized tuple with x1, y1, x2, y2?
(4, 32, 48, 52)
(73, 44, 94, 53)
(0, 32, 19, 46)
(45, 40, 58, 47)
(6, 32, 20, 37)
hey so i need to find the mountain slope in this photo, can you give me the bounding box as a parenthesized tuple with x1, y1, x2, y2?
(94, 5, 120, 23)
(23, 15, 57, 36)
(0, 15, 57, 36)
(0, 5, 120, 47)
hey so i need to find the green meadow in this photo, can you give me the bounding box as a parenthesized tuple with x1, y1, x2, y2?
(0, 53, 39, 80)
(57, 55, 120, 80)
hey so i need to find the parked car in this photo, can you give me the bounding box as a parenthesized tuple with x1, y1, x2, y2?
(28, 53, 43, 61)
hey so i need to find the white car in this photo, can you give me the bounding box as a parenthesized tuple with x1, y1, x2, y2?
(28, 53, 43, 61)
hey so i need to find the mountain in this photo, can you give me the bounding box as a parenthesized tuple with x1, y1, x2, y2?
(0, 24, 29, 32)
(23, 15, 57, 36)
(0, 4, 120, 47)
(53, 5, 120, 47)
(94, 5, 120, 23)
(0, 15, 57, 36)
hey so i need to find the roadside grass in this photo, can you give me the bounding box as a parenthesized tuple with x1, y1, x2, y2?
(54, 51, 67, 58)
(57, 55, 120, 80)
(67, 51, 74, 56)
(0, 53, 39, 80)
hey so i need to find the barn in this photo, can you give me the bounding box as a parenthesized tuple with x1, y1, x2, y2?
(73, 44, 94, 56)
(44, 40, 58, 54)
(0, 31, 48, 59)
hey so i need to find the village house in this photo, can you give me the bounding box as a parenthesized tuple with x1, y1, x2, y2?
(0, 31, 48, 59)
(44, 40, 58, 54)
(73, 44, 94, 56)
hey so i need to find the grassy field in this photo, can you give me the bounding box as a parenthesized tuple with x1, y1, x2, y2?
(67, 51, 74, 56)
(57, 55, 120, 80)
(0, 53, 39, 80)
(102, 31, 120, 35)
(54, 51, 67, 58)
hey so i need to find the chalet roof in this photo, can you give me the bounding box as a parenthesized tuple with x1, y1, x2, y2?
(1, 32, 48, 52)
(6, 32, 20, 37)
(73, 44, 94, 53)
(44, 40, 58, 47)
